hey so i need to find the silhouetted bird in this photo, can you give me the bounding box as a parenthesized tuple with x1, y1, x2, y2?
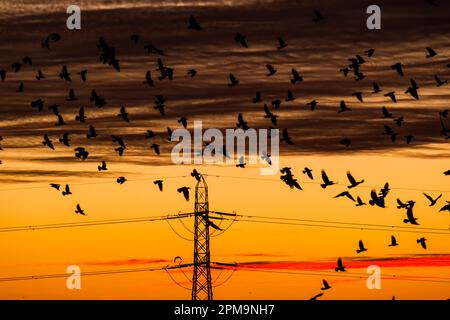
(335, 258, 346, 272)
(372, 82, 382, 93)
(90, 89, 106, 108)
(87, 125, 98, 139)
(236, 113, 249, 130)
(188, 15, 202, 30)
(321, 279, 331, 290)
(396, 198, 409, 209)
(277, 36, 287, 50)
(150, 143, 160, 155)
(36, 70, 45, 80)
(417, 237, 427, 249)
(290, 68, 303, 84)
(389, 235, 399, 247)
(75, 107, 86, 123)
(434, 75, 447, 87)
(154, 180, 163, 191)
(356, 240, 368, 253)
(266, 64, 277, 76)
(145, 130, 156, 139)
(0, 70, 6, 80)
(234, 32, 248, 48)
(391, 62, 404, 76)
(50, 183, 61, 191)
(424, 0, 438, 6)
(49, 33, 61, 42)
(404, 206, 419, 225)
(54, 114, 64, 127)
(320, 170, 336, 188)
(382, 106, 393, 118)
(313, 10, 324, 22)
(263, 104, 278, 126)
(75, 204, 86, 216)
(43, 134, 54, 150)
(59, 132, 70, 147)
(228, 73, 239, 87)
(369, 189, 385, 208)
(177, 187, 190, 201)
(405, 85, 419, 100)
(67, 88, 77, 101)
(98, 161, 107, 171)
(118, 106, 130, 122)
(439, 201, 450, 212)
(187, 69, 197, 78)
(78, 70, 87, 82)
(130, 34, 140, 44)
(11, 62, 22, 72)
(440, 109, 449, 118)
(16, 82, 24, 92)
(144, 44, 166, 56)
(154, 95, 166, 116)
(59, 65, 72, 82)
(404, 135, 414, 144)
(62, 184, 72, 196)
(303, 167, 313, 180)
(347, 172, 364, 188)
(272, 99, 281, 109)
(423, 193, 442, 206)
(340, 138, 351, 147)
(143, 71, 154, 86)
(236, 156, 246, 168)
(22, 56, 32, 65)
(310, 293, 323, 300)
(394, 117, 404, 126)
(286, 90, 295, 102)
(191, 169, 201, 182)
(340, 67, 349, 77)
(444, 170, 450, 176)
(334, 191, 355, 202)
(261, 152, 272, 165)
(425, 47, 437, 58)
(178, 117, 188, 128)
(355, 196, 366, 206)
(117, 177, 127, 184)
(253, 91, 262, 103)
(74, 147, 89, 160)
(384, 91, 397, 103)
(280, 128, 293, 145)
(379, 182, 390, 198)
(352, 92, 363, 102)
(338, 101, 350, 113)
(307, 100, 318, 111)
(365, 48, 375, 57)
(31, 99, 44, 112)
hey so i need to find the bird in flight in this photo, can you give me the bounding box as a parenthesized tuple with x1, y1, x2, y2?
(143, 71, 154, 87)
(334, 191, 355, 202)
(236, 156, 246, 168)
(403, 206, 419, 225)
(302, 167, 314, 180)
(280, 128, 293, 145)
(391, 62, 404, 76)
(338, 101, 350, 113)
(313, 10, 324, 22)
(150, 144, 160, 155)
(434, 75, 447, 87)
(75, 204, 86, 216)
(417, 237, 427, 249)
(98, 161, 107, 171)
(118, 106, 130, 122)
(78, 70, 88, 82)
(423, 193, 442, 206)
(42, 134, 54, 150)
(277, 36, 287, 50)
(439, 201, 450, 213)
(266, 64, 277, 76)
(50, 183, 61, 191)
(117, 177, 127, 184)
(321, 279, 331, 290)
(228, 73, 239, 87)
(290, 68, 303, 84)
(263, 104, 278, 126)
(425, 47, 437, 58)
(355, 196, 366, 207)
(335, 258, 346, 272)
(320, 170, 336, 188)
(346, 172, 364, 188)
(234, 32, 248, 48)
(309, 293, 324, 300)
(188, 15, 202, 30)
(177, 187, 190, 201)
(154, 180, 163, 192)
(356, 240, 368, 253)
(388, 235, 399, 247)
(62, 184, 72, 196)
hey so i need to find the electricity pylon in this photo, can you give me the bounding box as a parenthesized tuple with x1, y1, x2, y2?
(192, 174, 213, 300)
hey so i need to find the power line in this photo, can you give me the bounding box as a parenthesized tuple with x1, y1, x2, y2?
(204, 174, 450, 193)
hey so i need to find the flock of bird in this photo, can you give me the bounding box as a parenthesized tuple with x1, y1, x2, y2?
(0, 3, 449, 299)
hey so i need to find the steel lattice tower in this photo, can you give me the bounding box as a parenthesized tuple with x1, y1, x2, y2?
(191, 174, 213, 300)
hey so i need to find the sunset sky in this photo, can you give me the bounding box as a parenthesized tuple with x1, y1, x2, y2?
(0, 0, 449, 299)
